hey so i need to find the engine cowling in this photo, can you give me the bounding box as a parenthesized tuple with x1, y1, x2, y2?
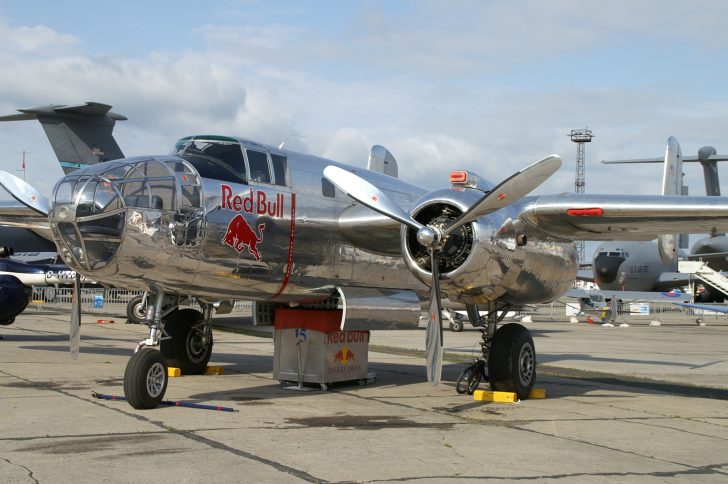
(401, 188, 577, 304)
(401, 188, 496, 301)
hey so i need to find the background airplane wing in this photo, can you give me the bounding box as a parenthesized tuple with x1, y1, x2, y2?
(674, 302, 728, 314)
(0, 200, 52, 239)
(686, 251, 728, 264)
(517, 193, 728, 241)
(566, 287, 692, 303)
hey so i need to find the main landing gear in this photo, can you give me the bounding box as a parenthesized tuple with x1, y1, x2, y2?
(457, 302, 536, 400)
(123, 293, 214, 409)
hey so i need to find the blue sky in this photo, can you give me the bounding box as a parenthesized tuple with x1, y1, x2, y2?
(1, 0, 728, 210)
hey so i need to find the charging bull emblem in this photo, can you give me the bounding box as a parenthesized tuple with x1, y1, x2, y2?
(333, 346, 356, 365)
(222, 215, 265, 261)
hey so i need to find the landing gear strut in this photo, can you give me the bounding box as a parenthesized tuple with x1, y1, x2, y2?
(466, 301, 536, 400)
(123, 292, 214, 409)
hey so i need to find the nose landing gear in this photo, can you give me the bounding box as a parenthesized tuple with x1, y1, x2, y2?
(123, 293, 214, 409)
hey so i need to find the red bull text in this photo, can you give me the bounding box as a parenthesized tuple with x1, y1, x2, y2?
(220, 184, 285, 218)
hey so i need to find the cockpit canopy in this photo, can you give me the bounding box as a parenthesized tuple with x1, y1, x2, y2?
(172, 135, 289, 186)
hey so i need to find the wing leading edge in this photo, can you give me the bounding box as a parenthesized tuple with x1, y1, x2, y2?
(517, 193, 728, 241)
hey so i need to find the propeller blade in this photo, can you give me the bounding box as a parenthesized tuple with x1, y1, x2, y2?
(0, 170, 50, 216)
(323, 165, 425, 232)
(70, 273, 81, 359)
(444, 155, 561, 235)
(425, 249, 444, 384)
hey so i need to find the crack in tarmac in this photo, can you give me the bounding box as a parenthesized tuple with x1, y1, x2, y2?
(0, 455, 38, 484)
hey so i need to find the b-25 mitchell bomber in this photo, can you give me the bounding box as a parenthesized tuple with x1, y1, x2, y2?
(4, 124, 728, 409)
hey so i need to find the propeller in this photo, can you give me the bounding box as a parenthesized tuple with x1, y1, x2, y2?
(70, 273, 81, 359)
(0, 170, 51, 216)
(324, 155, 562, 384)
(0, 169, 83, 357)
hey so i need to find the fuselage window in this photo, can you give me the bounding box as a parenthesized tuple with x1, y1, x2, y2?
(271, 154, 288, 187)
(247, 150, 271, 183)
(174, 140, 247, 185)
(322, 178, 335, 198)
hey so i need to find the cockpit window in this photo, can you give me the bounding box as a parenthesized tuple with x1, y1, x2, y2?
(174, 139, 247, 185)
(246, 150, 271, 183)
(271, 154, 288, 186)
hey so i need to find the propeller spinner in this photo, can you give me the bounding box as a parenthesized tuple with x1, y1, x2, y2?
(324, 154, 562, 384)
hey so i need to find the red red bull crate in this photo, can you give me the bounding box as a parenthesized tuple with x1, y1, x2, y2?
(273, 309, 370, 387)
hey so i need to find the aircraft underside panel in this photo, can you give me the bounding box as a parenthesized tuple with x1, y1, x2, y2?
(336, 286, 422, 330)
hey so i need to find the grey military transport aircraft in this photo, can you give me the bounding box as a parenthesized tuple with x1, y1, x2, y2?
(584, 137, 689, 293)
(597, 137, 728, 300)
(5, 107, 728, 409)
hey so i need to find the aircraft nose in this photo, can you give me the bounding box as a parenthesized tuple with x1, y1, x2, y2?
(593, 255, 625, 284)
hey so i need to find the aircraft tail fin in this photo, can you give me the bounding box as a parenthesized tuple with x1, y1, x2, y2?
(658, 137, 683, 266)
(0, 102, 126, 174)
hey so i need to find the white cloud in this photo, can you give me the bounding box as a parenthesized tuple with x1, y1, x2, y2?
(0, 22, 80, 57)
(0, 1, 726, 209)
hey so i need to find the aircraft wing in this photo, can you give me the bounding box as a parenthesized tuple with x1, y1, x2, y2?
(565, 287, 693, 303)
(518, 193, 728, 241)
(575, 268, 594, 282)
(655, 271, 692, 289)
(674, 302, 728, 313)
(686, 251, 728, 263)
(0, 201, 52, 239)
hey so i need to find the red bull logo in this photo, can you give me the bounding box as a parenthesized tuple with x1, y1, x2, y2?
(222, 215, 265, 261)
(333, 346, 356, 365)
(220, 184, 289, 260)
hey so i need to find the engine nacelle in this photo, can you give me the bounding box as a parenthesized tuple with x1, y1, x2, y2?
(401, 188, 577, 304)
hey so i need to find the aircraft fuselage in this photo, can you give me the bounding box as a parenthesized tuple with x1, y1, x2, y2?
(48, 137, 577, 306)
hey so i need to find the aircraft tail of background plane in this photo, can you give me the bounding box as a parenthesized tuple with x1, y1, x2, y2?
(0, 102, 126, 174)
(658, 136, 684, 266)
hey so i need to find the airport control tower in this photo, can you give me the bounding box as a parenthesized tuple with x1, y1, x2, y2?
(569, 128, 593, 264)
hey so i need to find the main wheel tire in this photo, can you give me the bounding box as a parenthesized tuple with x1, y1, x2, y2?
(160, 308, 213, 374)
(126, 295, 147, 324)
(488, 323, 536, 400)
(123, 348, 168, 409)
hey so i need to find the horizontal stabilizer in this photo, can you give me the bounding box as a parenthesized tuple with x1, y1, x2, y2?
(602, 155, 728, 164)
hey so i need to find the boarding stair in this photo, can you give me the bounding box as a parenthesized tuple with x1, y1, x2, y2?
(678, 260, 728, 296)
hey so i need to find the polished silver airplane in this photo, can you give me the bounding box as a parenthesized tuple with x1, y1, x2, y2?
(4, 132, 728, 409)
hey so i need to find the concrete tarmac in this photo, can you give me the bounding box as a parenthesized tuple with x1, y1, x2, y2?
(1, 312, 728, 483)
